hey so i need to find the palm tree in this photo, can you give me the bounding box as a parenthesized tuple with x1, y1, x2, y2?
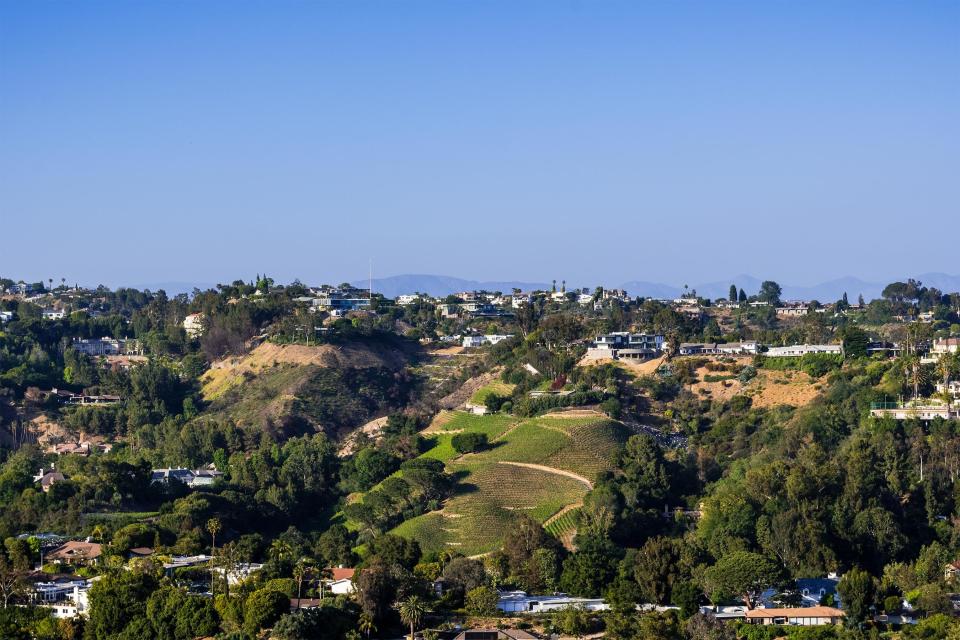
(293, 557, 316, 606)
(358, 611, 377, 639)
(269, 539, 294, 569)
(206, 518, 222, 595)
(206, 517, 221, 554)
(397, 595, 427, 640)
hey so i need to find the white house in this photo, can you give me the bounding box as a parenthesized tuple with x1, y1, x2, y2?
(34, 578, 92, 618)
(323, 567, 356, 595)
(151, 467, 223, 488)
(764, 344, 843, 358)
(587, 332, 665, 360)
(0, 311, 13, 323)
(42, 309, 66, 320)
(397, 294, 421, 305)
(497, 590, 609, 614)
(183, 313, 206, 338)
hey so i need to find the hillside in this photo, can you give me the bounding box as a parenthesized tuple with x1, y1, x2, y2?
(199, 338, 420, 438)
(358, 409, 631, 556)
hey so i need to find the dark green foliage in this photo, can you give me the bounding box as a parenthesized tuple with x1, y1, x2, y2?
(451, 431, 488, 454)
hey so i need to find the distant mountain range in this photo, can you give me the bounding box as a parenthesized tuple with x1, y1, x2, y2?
(356, 272, 960, 302)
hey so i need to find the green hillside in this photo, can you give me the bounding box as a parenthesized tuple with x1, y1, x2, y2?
(383, 410, 630, 556)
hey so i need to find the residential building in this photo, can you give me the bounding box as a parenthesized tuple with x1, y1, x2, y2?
(511, 294, 531, 308)
(151, 467, 224, 488)
(0, 311, 13, 323)
(323, 567, 356, 595)
(497, 590, 609, 613)
(33, 578, 92, 618)
(764, 344, 843, 358)
(453, 630, 536, 640)
(214, 562, 264, 586)
(72, 337, 143, 356)
(48, 389, 121, 406)
(396, 294, 421, 305)
(33, 467, 66, 493)
(182, 313, 206, 338)
(870, 401, 959, 421)
(936, 381, 960, 397)
(587, 332, 665, 360)
(679, 342, 759, 356)
(744, 606, 845, 626)
(866, 341, 901, 357)
(42, 309, 66, 320)
(463, 334, 515, 348)
(46, 541, 103, 567)
(163, 554, 212, 575)
(776, 303, 810, 317)
(797, 577, 841, 608)
(923, 337, 960, 364)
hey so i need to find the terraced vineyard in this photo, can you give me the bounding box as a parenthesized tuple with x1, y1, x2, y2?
(468, 380, 516, 405)
(382, 409, 630, 556)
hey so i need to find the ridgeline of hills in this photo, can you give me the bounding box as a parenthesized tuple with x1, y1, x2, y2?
(354, 272, 960, 302)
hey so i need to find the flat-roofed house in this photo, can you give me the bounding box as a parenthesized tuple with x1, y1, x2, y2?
(744, 606, 845, 626)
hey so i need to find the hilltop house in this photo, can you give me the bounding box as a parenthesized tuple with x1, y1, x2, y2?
(182, 313, 206, 338)
(679, 342, 759, 356)
(463, 334, 514, 348)
(72, 337, 143, 357)
(497, 590, 609, 613)
(764, 344, 843, 358)
(922, 337, 960, 364)
(151, 467, 223, 488)
(33, 467, 66, 493)
(46, 541, 103, 567)
(587, 332, 665, 360)
(33, 577, 92, 619)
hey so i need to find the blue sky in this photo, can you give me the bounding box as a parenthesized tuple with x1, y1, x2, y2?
(1, 1, 957, 289)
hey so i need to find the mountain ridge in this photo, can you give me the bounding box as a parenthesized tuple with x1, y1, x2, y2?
(355, 273, 960, 302)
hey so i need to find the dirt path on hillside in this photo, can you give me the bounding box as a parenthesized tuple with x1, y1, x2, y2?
(496, 461, 593, 489)
(543, 502, 583, 528)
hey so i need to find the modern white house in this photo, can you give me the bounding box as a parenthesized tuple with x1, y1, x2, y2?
(462, 334, 515, 348)
(396, 294, 421, 305)
(764, 344, 843, 357)
(497, 590, 609, 614)
(34, 578, 92, 618)
(679, 342, 759, 356)
(587, 332, 665, 360)
(42, 309, 66, 320)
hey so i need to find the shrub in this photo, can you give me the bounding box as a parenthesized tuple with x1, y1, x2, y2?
(451, 432, 488, 454)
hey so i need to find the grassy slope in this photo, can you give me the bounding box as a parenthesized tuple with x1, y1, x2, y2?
(385, 411, 630, 556)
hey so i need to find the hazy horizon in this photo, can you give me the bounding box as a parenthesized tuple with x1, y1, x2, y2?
(2, 1, 958, 286)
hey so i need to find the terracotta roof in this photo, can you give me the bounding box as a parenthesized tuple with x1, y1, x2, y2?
(745, 606, 845, 619)
(328, 567, 355, 581)
(129, 547, 154, 556)
(46, 541, 103, 562)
